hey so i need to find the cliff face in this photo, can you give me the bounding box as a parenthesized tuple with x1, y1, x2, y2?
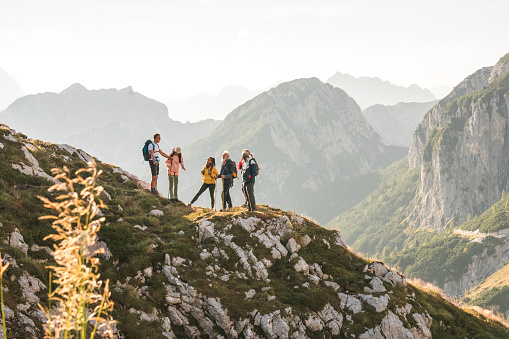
(408, 54, 509, 229)
(1, 124, 507, 338)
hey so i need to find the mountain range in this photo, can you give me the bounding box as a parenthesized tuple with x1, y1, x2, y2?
(326, 72, 437, 109)
(0, 83, 221, 184)
(179, 77, 406, 223)
(363, 101, 438, 147)
(1, 124, 507, 338)
(0, 66, 25, 111)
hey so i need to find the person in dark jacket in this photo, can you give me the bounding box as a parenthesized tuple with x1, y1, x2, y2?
(242, 151, 257, 211)
(219, 151, 234, 211)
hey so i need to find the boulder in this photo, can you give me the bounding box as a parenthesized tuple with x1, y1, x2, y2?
(10, 228, 28, 254)
(286, 238, 301, 254)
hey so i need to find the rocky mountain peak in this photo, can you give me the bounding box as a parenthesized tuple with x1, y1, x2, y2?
(60, 82, 88, 95)
(489, 52, 509, 82)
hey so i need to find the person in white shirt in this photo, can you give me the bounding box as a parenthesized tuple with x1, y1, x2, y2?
(148, 133, 169, 196)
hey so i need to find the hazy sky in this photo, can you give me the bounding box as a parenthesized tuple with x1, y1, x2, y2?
(1, 0, 508, 99)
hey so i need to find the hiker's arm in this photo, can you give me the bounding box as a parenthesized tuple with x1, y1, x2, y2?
(149, 149, 156, 162)
(181, 158, 186, 171)
(159, 149, 169, 158)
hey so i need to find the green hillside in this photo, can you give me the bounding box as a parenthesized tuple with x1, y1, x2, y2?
(1, 125, 508, 337)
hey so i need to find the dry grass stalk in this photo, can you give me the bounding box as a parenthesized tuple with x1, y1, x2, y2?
(0, 252, 10, 337)
(38, 161, 115, 339)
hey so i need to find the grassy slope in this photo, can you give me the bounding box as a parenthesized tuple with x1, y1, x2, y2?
(463, 264, 509, 314)
(326, 157, 420, 253)
(0, 126, 508, 337)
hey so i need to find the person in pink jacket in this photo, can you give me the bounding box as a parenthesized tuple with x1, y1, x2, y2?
(165, 147, 186, 202)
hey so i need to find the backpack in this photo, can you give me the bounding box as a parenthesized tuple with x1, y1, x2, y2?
(142, 140, 154, 161)
(230, 160, 238, 178)
(250, 158, 260, 176)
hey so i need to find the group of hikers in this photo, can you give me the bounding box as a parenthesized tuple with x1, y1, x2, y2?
(143, 133, 257, 212)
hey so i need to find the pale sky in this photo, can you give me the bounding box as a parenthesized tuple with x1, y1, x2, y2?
(1, 0, 508, 100)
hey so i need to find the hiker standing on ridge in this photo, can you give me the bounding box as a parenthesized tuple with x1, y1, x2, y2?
(166, 147, 186, 202)
(188, 157, 218, 209)
(219, 151, 236, 211)
(148, 133, 169, 196)
(242, 151, 257, 211)
(239, 149, 250, 206)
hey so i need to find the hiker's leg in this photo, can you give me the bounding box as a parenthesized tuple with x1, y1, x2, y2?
(190, 183, 208, 204)
(246, 183, 255, 211)
(225, 180, 232, 208)
(221, 180, 227, 210)
(242, 183, 248, 204)
(168, 174, 174, 198)
(149, 160, 158, 189)
(208, 183, 215, 209)
(174, 175, 179, 200)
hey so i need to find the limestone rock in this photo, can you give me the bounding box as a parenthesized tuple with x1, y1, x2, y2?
(359, 294, 390, 313)
(305, 314, 324, 331)
(294, 257, 309, 275)
(10, 228, 28, 254)
(364, 277, 386, 293)
(383, 271, 407, 287)
(302, 234, 312, 246)
(245, 289, 256, 300)
(324, 281, 340, 292)
(338, 293, 362, 314)
(149, 209, 164, 217)
(18, 273, 46, 304)
(197, 219, 216, 243)
(286, 238, 301, 254)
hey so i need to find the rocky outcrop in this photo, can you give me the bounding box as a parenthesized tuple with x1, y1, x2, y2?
(442, 237, 509, 297)
(408, 53, 509, 229)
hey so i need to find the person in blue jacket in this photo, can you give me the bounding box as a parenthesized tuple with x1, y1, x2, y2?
(242, 151, 257, 211)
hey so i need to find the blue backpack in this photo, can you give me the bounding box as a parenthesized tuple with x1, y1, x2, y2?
(142, 140, 154, 161)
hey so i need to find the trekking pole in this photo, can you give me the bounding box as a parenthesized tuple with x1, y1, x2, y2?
(214, 178, 218, 211)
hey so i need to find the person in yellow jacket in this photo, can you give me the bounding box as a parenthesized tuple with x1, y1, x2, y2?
(188, 157, 218, 208)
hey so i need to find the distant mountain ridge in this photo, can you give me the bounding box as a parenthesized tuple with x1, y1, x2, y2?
(326, 72, 436, 109)
(0, 66, 25, 111)
(363, 101, 438, 147)
(0, 83, 221, 183)
(180, 77, 406, 223)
